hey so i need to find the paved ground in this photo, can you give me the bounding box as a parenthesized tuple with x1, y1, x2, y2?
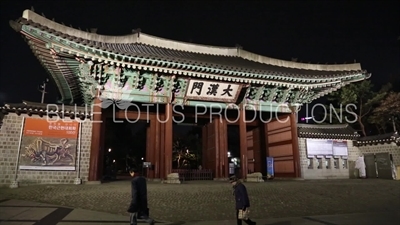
(0, 179, 399, 223)
(0, 199, 131, 225)
(1, 199, 399, 225)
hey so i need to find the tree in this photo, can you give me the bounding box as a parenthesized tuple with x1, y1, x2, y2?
(172, 129, 201, 169)
(369, 92, 400, 133)
(325, 80, 388, 136)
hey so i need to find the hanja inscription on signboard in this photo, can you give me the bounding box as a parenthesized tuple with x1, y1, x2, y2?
(185, 79, 242, 103)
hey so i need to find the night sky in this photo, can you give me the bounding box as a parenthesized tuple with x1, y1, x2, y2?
(1, 0, 399, 106)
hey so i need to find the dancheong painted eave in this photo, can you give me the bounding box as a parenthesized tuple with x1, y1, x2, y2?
(9, 9, 371, 105)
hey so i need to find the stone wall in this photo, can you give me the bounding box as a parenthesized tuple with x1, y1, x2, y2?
(0, 113, 92, 187)
(298, 138, 360, 179)
(358, 143, 400, 166)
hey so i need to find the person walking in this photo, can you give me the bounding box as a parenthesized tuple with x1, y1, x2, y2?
(127, 166, 154, 225)
(355, 155, 367, 178)
(230, 176, 256, 225)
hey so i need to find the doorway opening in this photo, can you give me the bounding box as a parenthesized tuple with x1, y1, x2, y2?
(103, 118, 148, 181)
(227, 125, 240, 177)
(172, 123, 202, 170)
(171, 105, 213, 180)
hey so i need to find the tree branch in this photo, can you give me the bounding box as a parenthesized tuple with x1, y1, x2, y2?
(359, 98, 363, 116)
(361, 106, 372, 118)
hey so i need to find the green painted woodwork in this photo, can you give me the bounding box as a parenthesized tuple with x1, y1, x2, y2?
(181, 100, 291, 114)
(77, 64, 304, 112)
(75, 61, 304, 112)
(267, 87, 278, 102)
(30, 38, 74, 104)
(19, 24, 368, 111)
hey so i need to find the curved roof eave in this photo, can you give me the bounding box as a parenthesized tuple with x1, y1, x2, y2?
(21, 9, 362, 72)
(21, 32, 78, 104)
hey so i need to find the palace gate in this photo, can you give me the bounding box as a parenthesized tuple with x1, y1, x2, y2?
(2, 9, 369, 184)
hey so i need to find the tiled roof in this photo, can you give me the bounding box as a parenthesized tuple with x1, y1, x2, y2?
(10, 10, 369, 80)
(9, 9, 370, 105)
(355, 132, 400, 146)
(0, 101, 91, 120)
(297, 123, 360, 140)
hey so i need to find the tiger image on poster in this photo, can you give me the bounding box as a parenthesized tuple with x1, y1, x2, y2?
(22, 137, 75, 166)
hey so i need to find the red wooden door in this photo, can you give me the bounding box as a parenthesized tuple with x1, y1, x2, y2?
(246, 127, 262, 174)
(265, 114, 301, 178)
(204, 121, 217, 177)
(246, 130, 254, 173)
(201, 118, 228, 179)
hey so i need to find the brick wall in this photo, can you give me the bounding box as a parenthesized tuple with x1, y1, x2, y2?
(298, 138, 360, 179)
(358, 143, 400, 166)
(0, 113, 92, 186)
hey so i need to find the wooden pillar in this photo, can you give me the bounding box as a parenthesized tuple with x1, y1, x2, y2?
(146, 119, 155, 178)
(97, 113, 106, 179)
(290, 113, 301, 178)
(206, 121, 216, 175)
(252, 126, 262, 173)
(202, 125, 208, 169)
(262, 122, 270, 158)
(159, 114, 165, 179)
(257, 122, 268, 175)
(202, 118, 226, 178)
(210, 119, 218, 178)
(88, 92, 103, 181)
(164, 103, 173, 178)
(213, 117, 220, 178)
(218, 118, 228, 179)
(246, 130, 254, 173)
(239, 106, 247, 179)
(154, 115, 161, 178)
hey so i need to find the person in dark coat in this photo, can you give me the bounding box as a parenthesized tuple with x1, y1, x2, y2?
(230, 176, 256, 225)
(127, 166, 154, 225)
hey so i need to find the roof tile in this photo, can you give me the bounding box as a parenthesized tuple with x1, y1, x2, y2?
(297, 123, 360, 140)
(15, 18, 366, 80)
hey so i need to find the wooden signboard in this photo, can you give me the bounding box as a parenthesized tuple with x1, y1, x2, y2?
(185, 79, 242, 103)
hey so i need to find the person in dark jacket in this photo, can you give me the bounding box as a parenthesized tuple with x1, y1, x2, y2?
(127, 166, 154, 225)
(230, 176, 256, 225)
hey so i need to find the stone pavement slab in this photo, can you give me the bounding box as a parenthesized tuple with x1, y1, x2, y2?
(1, 199, 399, 225)
(1, 179, 399, 222)
(62, 208, 127, 221)
(1, 223, 35, 225)
(56, 223, 127, 225)
(304, 211, 400, 225)
(186, 211, 400, 225)
(0, 199, 160, 225)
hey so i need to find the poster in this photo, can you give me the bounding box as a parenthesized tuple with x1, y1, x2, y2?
(266, 157, 274, 178)
(306, 139, 333, 156)
(19, 118, 79, 170)
(332, 140, 348, 156)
